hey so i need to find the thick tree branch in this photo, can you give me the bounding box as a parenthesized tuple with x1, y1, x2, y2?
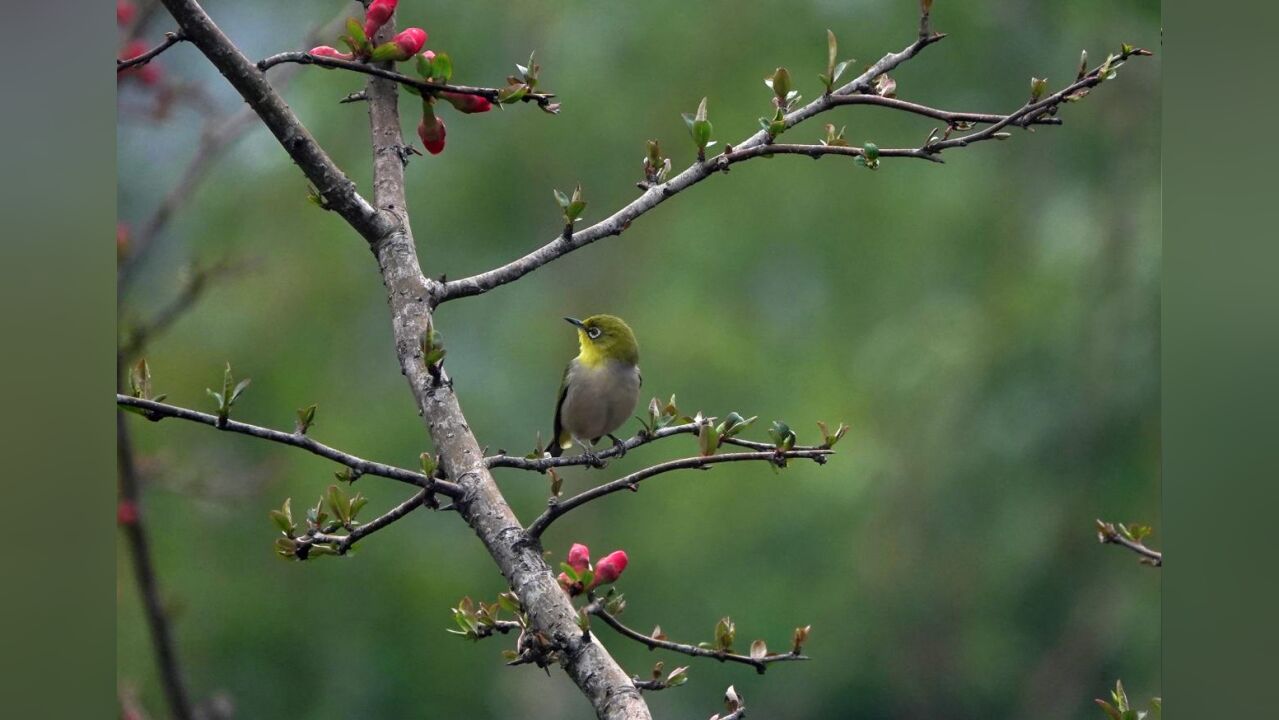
(116, 395, 461, 498)
(487, 420, 828, 472)
(257, 52, 557, 109)
(527, 449, 832, 538)
(118, 31, 187, 71)
(158, 0, 392, 244)
(587, 603, 808, 674)
(352, 10, 655, 720)
(1096, 520, 1162, 567)
(437, 33, 944, 302)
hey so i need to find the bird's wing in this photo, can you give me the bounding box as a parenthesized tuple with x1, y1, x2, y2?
(546, 364, 571, 456)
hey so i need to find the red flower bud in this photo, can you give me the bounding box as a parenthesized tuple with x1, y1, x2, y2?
(441, 91, 493, 114)
(117, 499, 139, 526)
(363, 0, 398, 40)
(117, 223, 130, 261)
(309, 45, 354, 62)
(567, 543, 591, 573)
(393, 28, 427, 59)
(117, 0, 136, 26)
(417, 115, 446, 155)
(590, 550, 629, 587)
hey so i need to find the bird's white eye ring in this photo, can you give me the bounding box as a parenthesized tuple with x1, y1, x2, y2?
(587, 327, 602, 340)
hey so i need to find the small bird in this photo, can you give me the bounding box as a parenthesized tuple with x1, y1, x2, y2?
(546, 315, 642, 459)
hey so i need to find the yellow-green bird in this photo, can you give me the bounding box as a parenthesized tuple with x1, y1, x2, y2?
(546, 315, 642, 458)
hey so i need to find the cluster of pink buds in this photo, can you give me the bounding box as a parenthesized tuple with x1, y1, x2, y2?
(309, 2, 494, 156)
(557, 543, 629, 597)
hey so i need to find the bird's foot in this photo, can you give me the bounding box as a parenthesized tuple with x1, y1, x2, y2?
(582, 447, 607, 469)
(607, 434, 627, 458)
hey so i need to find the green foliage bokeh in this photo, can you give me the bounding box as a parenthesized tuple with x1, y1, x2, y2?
(117, 1, 1161, 717)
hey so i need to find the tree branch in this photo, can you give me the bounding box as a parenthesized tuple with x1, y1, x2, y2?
(158, 0, 392, 244)
(119, 11, 349, 295)
(439, 38, 1151, 302)
(1096, 520, 1162, 567)
(587, 603, 808, 675)
(436, 33, 945, 302)
(257, 52, 557, 109)
(118, 31, 187, 71)
(825, 93, 1062, 127)
(527, 449, 832, 538)
(487, 420, 829, 472)
(116, 395, 461, 498)
(118, 401, 195, 720)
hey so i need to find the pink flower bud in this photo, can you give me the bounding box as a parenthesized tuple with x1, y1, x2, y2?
(309, 45, 354, 62)
(363, 0, 398, 40)
(117, 499, 139, 526)
(590, 550, 629, 587)
(417, 115, 446, 155)
(441, 91, 493, 114)
(420, 50, 436, 63)
(117, 0, 136, 26)
(393, 28, 427, 58)
(567, 543, 591, 573)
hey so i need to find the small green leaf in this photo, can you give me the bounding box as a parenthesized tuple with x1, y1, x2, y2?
(432, 52, 453, 81)
(750, 639, 768, 660)
(553, 188, 570, 209)
(327, 484, 351, 526)
(415, 52, 433, 78)
(1030, 76, 1048, 103)
(698, 422, 719, 457)
(295, 404, 317, 434)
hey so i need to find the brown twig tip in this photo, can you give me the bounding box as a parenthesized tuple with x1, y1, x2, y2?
(1096, 519, 1162, 567)
(118, 31, 188, 72)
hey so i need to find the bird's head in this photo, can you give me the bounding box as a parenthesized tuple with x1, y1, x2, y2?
(565, 315, 639, 366)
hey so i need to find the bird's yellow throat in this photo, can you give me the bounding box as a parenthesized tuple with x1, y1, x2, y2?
(576, 330, 608, 368)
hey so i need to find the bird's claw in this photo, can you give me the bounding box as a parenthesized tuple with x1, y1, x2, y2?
(608, 434, 627, 458)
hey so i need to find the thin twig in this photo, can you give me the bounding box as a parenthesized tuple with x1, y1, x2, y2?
(298, 488, 433, 557)
(118, 31, 187, 72)
(120, 259, 247, 358)
(487, 421, 828, 471)
(116, 395, 461, 498)
(527, 449, 832, 538)
(1096, 520, 1162, 567)
(825, 93, 1061, 126)
(256, 52, 556, 108)
(923, 47, 1152, 156)
(587, 603, 808, 674)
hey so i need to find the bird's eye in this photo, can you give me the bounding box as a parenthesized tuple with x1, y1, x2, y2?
(587, 326, 602, 340)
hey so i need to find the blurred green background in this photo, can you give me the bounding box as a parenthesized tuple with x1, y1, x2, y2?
(117, 1, 1160, 717)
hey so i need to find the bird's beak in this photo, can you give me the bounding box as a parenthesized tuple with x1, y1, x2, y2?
(563, 317, 587, 329)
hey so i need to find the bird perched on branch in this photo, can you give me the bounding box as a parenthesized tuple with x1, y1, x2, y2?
(546, 315, 641, 461)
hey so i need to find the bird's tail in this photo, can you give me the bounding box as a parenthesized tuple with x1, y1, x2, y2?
(545, 433, 567, 457)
